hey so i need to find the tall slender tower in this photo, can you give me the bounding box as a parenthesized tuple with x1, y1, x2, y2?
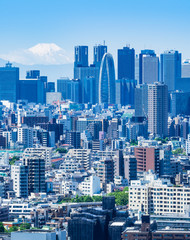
(139, 50, 159, 84)
(99, 53, 116, 104)
(93, 45, 107, 67)
(74, 46, 88, 67)
(118, 46, 135, 80)
(148, 82, 168, 137)
(160, 50, 181, 91)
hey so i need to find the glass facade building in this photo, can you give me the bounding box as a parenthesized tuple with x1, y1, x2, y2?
(99, 53, 116, 104)
(19, 79, 45, 104)
(93, 45, 107, 67)
(139, 49, 159, 84)
(74, 46, 88, 67)
(160, 50, 181, 91)
(116, 79, 136, 107)
(0, 63, 19, 102)
(118, 46, 135, 80)
(57, 78, 72, 100)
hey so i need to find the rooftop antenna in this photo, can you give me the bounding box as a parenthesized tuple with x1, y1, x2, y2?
(126, 43, 130, 48)
(103, 40, 105, 46)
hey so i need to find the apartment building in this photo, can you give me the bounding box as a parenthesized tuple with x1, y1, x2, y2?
(129, 170, 190, 215)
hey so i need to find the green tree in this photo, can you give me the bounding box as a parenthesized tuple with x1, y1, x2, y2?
(130, 140, 138, 146)
(0, 222, 5, 232)
(56, 148, 67, 153)
(92, 196, 102, 202)
(20, 223, 30, 231)
(70, 195, 101, 203)
(108, 188, 129, 206)
(9, 226, 19, 232)
(9, 156, 19, 165)
(172, 148, 183, 155)
(155, 137, 162, 141)
(83, 196, 93, 202)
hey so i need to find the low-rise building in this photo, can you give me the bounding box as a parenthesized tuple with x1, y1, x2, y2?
(78, 175, 101, 196)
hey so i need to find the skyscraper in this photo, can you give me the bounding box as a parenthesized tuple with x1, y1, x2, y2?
(57, 78, 72, 100)
(99, 53, 116, 104)
(0, 63, 19, 102)
(148, 82, 168, 137)
(139, 50, 159, 84)
(116, 79, 136, 106)
(135, 55, 139, 84)
(135, 84, 148, 117)
(74, 63, 99, 103)
(160, 50, 181, 91)
(118, 46, 135, 80)
(93, 44, 107, 67)
(26, 70, 40, 79)
(47, 82, 55, 92)
(83, 77, 96, 104)
(182, 59, 190, 78)
(19, 79, 45, 104)
(71, 79, 81, 103)
(74, 46, 88, 67)
(19, 70, 47, 104)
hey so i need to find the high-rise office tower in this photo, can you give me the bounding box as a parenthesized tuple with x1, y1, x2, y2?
(74, 65, 99, 103)
(116, 79, 136, 106)
(47, 82, 55, 92)
(71, 79, 81, 103)
(0, 63, 19, 102)
(135, 55, 139, 84)
(74, 45, 107, 104)
(19, 70, 46, 104)
(57, 78, 72, 100)
(139, 50, 159, 84)
(11, 165, 28, 198)
(135, 84, 148, 117)
(83, 77, 96, 104)
(99, 53, 116, 104)
(148, 82, 168, 137)
(93, 44, 107, 101)
(170, 91, 190, 117)
(182, 59, 190, 78)
(23, 157, 45, 194)
(74, 46, 88, 67)
(93, 44, 107, 67)
(19, 79, 45, 104)
(118, 46, 135, 80)
(160, 50, 181, 91)
(26, 70, 40, 79)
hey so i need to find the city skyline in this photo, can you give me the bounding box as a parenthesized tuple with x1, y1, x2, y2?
(0, 0, 190, 67)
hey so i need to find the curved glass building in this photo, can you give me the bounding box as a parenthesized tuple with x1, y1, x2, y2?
(99, 53, 116, 104)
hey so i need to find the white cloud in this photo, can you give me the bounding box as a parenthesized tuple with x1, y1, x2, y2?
(0, 43, 72, 65)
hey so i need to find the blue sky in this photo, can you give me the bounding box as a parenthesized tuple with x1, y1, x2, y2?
(0, 0, 190, 65)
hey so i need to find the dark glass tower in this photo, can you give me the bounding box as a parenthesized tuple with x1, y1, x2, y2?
(0, 62, 19, 102)
(118, 46, 135, 80)
(160, 50, 181, 91)
(74, 46, 88, 67)
(93, 44, 107, 67)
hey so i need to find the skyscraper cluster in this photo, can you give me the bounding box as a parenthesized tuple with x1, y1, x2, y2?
(0, 44, 190, 239)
